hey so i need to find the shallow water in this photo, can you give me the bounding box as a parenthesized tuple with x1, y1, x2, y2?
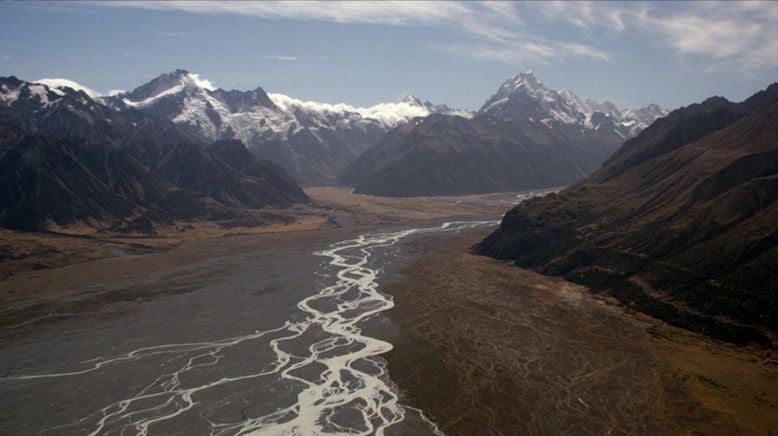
(0, 220, 496, 435)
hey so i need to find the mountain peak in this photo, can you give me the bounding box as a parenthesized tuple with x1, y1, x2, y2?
(157, 69, 215, 91)
(479, 71, 667, 136)
(1, 76, 96, 109)
(508, 70, 543, 90)
(397, 93, 424, 106)
(121, 69, 215, 108)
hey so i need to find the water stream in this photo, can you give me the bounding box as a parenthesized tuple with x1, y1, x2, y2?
(3, 220, 497, 435)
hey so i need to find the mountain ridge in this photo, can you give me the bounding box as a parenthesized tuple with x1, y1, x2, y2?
(475, 83, 778, 345)
(0, 77, 308, 233)
(478, 71, 666, 137)
(98, 70, 473, 185)
(340, 72, 668, 196)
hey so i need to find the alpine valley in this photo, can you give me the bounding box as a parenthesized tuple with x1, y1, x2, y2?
(2, 69, 777, 436)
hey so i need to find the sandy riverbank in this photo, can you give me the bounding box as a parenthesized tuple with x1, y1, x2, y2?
(382, 229, 778, 435)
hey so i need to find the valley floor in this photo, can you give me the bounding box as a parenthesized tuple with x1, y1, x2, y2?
(0, 187, 513, 282)
(0, 187, 514, 332)
(383, 228, 778, 435)
(1, 187, 775, 435)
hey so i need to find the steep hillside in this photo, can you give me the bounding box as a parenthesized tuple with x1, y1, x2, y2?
(476, 85, 778, 345)
(341, 114, 603, 196)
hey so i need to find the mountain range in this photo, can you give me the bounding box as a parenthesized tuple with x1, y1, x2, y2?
(0, 76, 307, 233)
(476, 83, 778, 345)
(341, 72, 668, 196)
(100, 69, 471, 185)
(2, 68, 774, 346)
(36, 69, 666, 194)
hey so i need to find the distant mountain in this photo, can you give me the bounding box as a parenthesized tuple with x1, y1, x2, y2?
(0, 76, 307, 233)
(340, 72, 667, 196)
(476, 83, 778, 345)
(341, 114, 607, 196)
(102, 69, 472, 185)
(480, 71, 665, 138)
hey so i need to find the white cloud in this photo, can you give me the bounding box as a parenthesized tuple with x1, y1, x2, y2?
(35, 78, 101, 98)
(642, 4, 777, 72)
(97, 1, 776, 72)
(186, 72, 216, 91)
(262, 54, 328, 62)
(264, 55, 302, 62)
(441, 34, 611, 66)
(268, 92, 431, 126)
(531, 1, 778, 73)
(106, 1, 490, 27)
(99, 1, 609, 64)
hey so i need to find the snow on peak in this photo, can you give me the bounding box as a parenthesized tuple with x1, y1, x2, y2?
(480, 70, 667, 136)
(509, 71, 543, 90)
(0, 79, 23, 105)
(482, 71, 550, 112)
(121, 69, 215, 108)
(0, 77, 76, 108)
(397, 93, 424, 106)
(162, 69, 215, 90)
(35, 78, 101, 99)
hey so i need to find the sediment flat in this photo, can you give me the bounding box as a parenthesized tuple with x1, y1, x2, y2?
(382, 228, 778, 435)
(0, 190, 515, 434)
(0, 186, 513, 283)
(2, 188, 774, 435)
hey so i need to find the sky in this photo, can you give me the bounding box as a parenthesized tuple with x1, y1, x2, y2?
(0, 1, 776, 111)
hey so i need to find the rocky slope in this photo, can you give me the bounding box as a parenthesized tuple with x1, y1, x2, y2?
(341, 72, 667, 196)
(0, 77, 307, 233)
(476, 84, 778, 345)
(340, 114, 607, 196)
(102, 70, 471, 185)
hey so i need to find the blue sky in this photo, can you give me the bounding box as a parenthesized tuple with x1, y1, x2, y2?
(0, 1, 776, 110)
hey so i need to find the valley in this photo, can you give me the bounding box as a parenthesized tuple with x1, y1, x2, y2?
(1, 191, 774, 435)
(0, 190, 513, 435)
(2, 2, 776, 433)
(0, 187, 519, 282)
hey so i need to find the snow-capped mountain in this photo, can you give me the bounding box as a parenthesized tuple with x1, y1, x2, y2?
(0, 75, 308, 232)
(0, 76, 91, 109)
(340, 71, 668, 197)
(5, 69, 665, 190)
(33, 78, 101, 100)
(479, 71, 667, 138)
(102, 70, 472, 184)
